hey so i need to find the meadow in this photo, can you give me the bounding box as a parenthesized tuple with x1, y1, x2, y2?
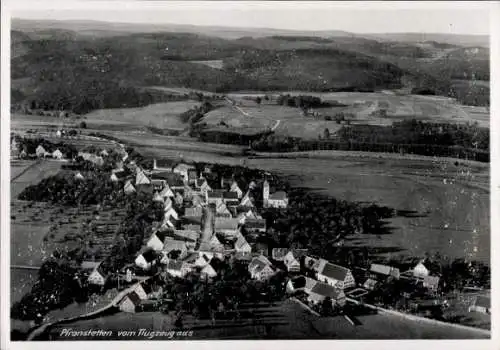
(83, 101, 202, 131)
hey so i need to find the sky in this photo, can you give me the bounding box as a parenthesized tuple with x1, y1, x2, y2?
(7, 1, 493, 35)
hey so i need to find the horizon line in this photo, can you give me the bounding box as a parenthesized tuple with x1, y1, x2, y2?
(11, 17, 490, 37)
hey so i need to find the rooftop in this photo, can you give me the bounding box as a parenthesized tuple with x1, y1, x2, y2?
(319, 262, 350, 281)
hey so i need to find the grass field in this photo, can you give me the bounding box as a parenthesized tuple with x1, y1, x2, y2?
(189, 60, 224, 69)
(83, 101, 201, 131)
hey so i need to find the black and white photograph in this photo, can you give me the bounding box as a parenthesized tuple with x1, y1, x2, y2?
(1, 0, 497, 347)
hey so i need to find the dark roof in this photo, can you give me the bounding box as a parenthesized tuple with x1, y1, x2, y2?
(124, 291, 142, 306)
(142, 250, 157, 262)
(167, 260, 183, 271)
(475, 296, 490, 308)
(272, 248, 289, 260)
(370, 263, 399, 276)
(208, 190, 224, 199)
(151, 172, 184, 186)
(320, 263, 350, 281)
(310, 282, 343, 299)
(291, 249, 308, 259)
(245, 218, 267, 229)
(223, 191, 239, 199)
(155, 159, 173, 168)
(137, 184, 154, 194)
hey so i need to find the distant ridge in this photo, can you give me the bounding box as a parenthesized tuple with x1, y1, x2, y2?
(11, 18, 488, 47)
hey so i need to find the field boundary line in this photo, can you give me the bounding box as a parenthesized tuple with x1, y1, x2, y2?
(10, 159, 42, 183)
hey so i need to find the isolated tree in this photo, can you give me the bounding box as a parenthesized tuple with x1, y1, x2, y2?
(255, 97, 262, 105)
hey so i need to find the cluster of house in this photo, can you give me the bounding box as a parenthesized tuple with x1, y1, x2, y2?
(82, 158, 291, 311)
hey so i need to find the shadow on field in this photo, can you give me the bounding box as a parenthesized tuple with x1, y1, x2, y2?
(396, 210, 428, 218)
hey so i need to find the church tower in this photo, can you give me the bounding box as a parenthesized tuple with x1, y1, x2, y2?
(263, 180, 270, 208)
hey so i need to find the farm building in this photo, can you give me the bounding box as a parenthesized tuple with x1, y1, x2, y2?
(135, 250, 158, 271)
(230, 181, 243, 199)
(36, 145, 47, 158)
(214, 217, 240, 237)
(468, 296, 490, 314)
(248, 255, 275, 280)
(52, 149, 63, 159)
(119, 291, 142, 313)
(306, 281, 346, 307)
(317, 261, 355, 290)
(263, 180, 288, 208)
(413, 260, 431, 278)
(234, 233, 252, 253)
(369, 263, 401, 280)
(159, 185, 175, 199)
(124, 180, 136, 194)
(87, 264, 108, 286)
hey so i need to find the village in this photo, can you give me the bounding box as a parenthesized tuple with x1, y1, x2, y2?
(10, 132, 491, 335)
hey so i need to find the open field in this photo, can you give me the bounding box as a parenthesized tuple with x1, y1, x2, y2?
(134, 144, 489, 264)
(43, 299, 488, 339)
(83, 101, 201, 131)
(226, 91, 489, 127)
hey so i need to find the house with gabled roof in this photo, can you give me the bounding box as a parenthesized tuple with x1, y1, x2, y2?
(159, 185, 175, 198)
(191, 194, 205, 207)
(36, 145, 47, 158)
(363, 278, 378, 291)
(172, 229, 199, 245)
(284, 249, 308, 272)
(413, 260, 431, 278)
(201, 263, 218, 280)
(124, 180, 136, 195)
(234, 233, 252, 253)
(214, 217, 240, 237)
(216, 201, 232, 218)
(147, 230, 171, 251)
(317, 262, 355, 290)
(187, 169, 198, 185)
(370, 263, 400, 280)
(230, 181, 243, 199)
(174, 192, 184, 206)
(135, 250, 158, 271)
(198, 179, 212, 194)
(136, 171, 151, 186)
(74, 172, 85, 181)
(119, 291, 142, 313)
(239, 191, 255, 208)
(87, 262, 108, 286)
(153, 191, 164, 203)
(306, 281, 346, 307)
(52, 149, 63, 160)
(164, 207, 179, 221)
(110, 173, 119, 182)
(248, 255, 275, 280)
(184, 252, 211, 267)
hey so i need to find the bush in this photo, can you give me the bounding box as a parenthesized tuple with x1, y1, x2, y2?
(79, 121, 87, 129)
